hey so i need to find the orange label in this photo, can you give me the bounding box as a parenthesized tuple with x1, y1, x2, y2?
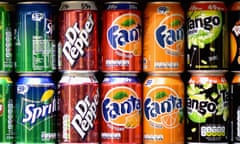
(143, 75, 184, 144)
(143, 2, 184, 72)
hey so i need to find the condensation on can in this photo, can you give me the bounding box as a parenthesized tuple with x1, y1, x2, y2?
(58, 1, 98, 72)
(58, 72, 100, 143)
(101, 1, 142, 73)
(186, 1, 228, 70)
(0, 73, 13, 143)
(186, 71, 229, 143)
(15, 2, 56, 73)
(229, 1, 240, 71)
(143, 73, 185, 144)
(143, 1, 185, 73)
(0, 2, 13, 72)
(15, 74, 57, 143)
(100, 73, 142, 143)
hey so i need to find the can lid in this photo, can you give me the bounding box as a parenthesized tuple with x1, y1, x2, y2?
(104, 72, 138, 77)
(147, 72, 180, 77)
(18, 73, 52, 77)
(59, 1, 97, 11)
(189, 70, 226, 76)
(0, 2, 8, 4)
(62, 71, 95, 76)
(17, 1, 51, 4)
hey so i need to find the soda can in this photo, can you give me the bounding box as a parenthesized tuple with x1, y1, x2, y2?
(187, 1, 228, 70)
(16, 74, 57, 143)
(186, 71, 229, 143)
(143, 1, 185, 73)
(230, 72, 240, 143)
(101, 1, 142, 73)
(143, 73, 184, 144)
(0, 73, 13, 143)
(58, 72, 100, 143)
(0, 2, 13, 72)
(58, 1, 98, 72)
(15, 2, 56, 73)
(100, 73, 142, 143)
(229, 1, 240, 71)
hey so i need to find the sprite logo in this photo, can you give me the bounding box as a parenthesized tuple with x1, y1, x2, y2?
(18, 87, 56, 130)
(62, 14, 94, 66)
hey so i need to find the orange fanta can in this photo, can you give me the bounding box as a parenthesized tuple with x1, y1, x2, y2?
(143, 2, 185, 73)
(101, 1, 142, 73)
(143, 73, 184, 144)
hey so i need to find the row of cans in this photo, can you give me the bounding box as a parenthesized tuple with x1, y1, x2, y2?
(1, 72, 240, 143)
(1, 1, 240, 73)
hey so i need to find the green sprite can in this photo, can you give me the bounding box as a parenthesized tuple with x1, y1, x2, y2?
(186, 71, 229, 143)
(0, 73, 13, 143)
(16, 74, 56, 144)
(0, 2, 13, 72)
(15, 2, 56, 73)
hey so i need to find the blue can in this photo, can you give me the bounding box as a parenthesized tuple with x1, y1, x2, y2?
(15, 74, 57, 143)
(15, 1, 56, 73)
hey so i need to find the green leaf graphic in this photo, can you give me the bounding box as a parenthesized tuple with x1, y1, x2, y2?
(155, 91, 167, 99)
(121, 19, 136, 27)
(113, 92, 128, 100)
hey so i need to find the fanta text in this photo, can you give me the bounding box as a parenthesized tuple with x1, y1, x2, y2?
(156, 25, 184, 48)
(187, 98, 216, 115)
(63, 14, 94, 66)
(108, 24, 141, 50)
(71, 92, 99, 139)
(144, 95, 182, 120)
(22, 98, 56, 125)
(188, 16, 221, 32)
(102, 95, 141, 122)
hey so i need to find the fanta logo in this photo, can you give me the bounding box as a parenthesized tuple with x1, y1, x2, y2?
(155, 14, 184, 55)
(71, 89, 99, 139)
(102, 87, 141, 128)
(107, 14, 142, 55)
(21, 89, 56, 129)
(63, 14, 94, 66)
(144, 87, 183, 128)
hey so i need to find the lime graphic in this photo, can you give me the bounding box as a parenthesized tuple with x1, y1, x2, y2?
(155, 91, 167, 99)
(121, 18, 136, 27)
(187, 84, 202, 96)
(170, 19, 181, 27)
(40, 89, 54, 102)
(113, 92, 128, 100)
(188, 111, 207, 123)
(188, 11, 222, 48)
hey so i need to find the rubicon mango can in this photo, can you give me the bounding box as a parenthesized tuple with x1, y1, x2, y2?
(101, 1, 142, 73)
(143, 1, 185, 73)
(186, 72, 229, 143)
(187, 1, 228, 70)
(100, 74, 142, 143)
(58, 1, 98, 72)
(143, 73, 184, 144)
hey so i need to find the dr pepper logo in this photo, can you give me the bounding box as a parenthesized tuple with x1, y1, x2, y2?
(107, 14, 142, 56)
(102, 87, 141, 128)
(62, 14, 94, 66)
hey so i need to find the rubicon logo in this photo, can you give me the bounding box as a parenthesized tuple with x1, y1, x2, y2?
(62, 14, 94, 66)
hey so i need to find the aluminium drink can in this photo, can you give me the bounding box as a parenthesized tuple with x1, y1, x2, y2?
(101, 1, 142, 73)
(186, 71, 229, 144)
(58, 72, 100, 143)
(15, 2, 56, 73)
(0, 2, 13, 72)
(0, 73, 13, 143)
(15, 74, 57, 144)
(58, 1, 98, 72)
(100, 73, 142, 143)
(143, 73, 184, 144)
(143, 1, 185, 73)
(187, 1, 228, 70)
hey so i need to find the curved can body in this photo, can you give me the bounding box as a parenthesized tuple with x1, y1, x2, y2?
(101, 1, 142, 73)
(58, 1, 98, 72)
(143, 2, 185, 73)
(58, 72, 100, 143)
(143, 73, 185, 144)
(100, 74, 142, 143)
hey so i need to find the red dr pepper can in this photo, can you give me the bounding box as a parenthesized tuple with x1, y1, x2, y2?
(100, 74, 142, 143)
(58, 1, 98, 72)
(58, 72, 100, 143)
(101, 1, 142, 73)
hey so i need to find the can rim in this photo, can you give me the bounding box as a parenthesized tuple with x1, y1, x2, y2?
(104, 1, 139, 4)
(147, 72, 180, 77)
(146, 1, 181, 4)
(189, 70, 227, 76)
(190, 1, 225, 4)
(18, 73, 52, 77)
(59, 1, 97, 11)
(104, 72, 138, 77)
(0, 2, 8, 4)
(17, 1, 51, 4)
